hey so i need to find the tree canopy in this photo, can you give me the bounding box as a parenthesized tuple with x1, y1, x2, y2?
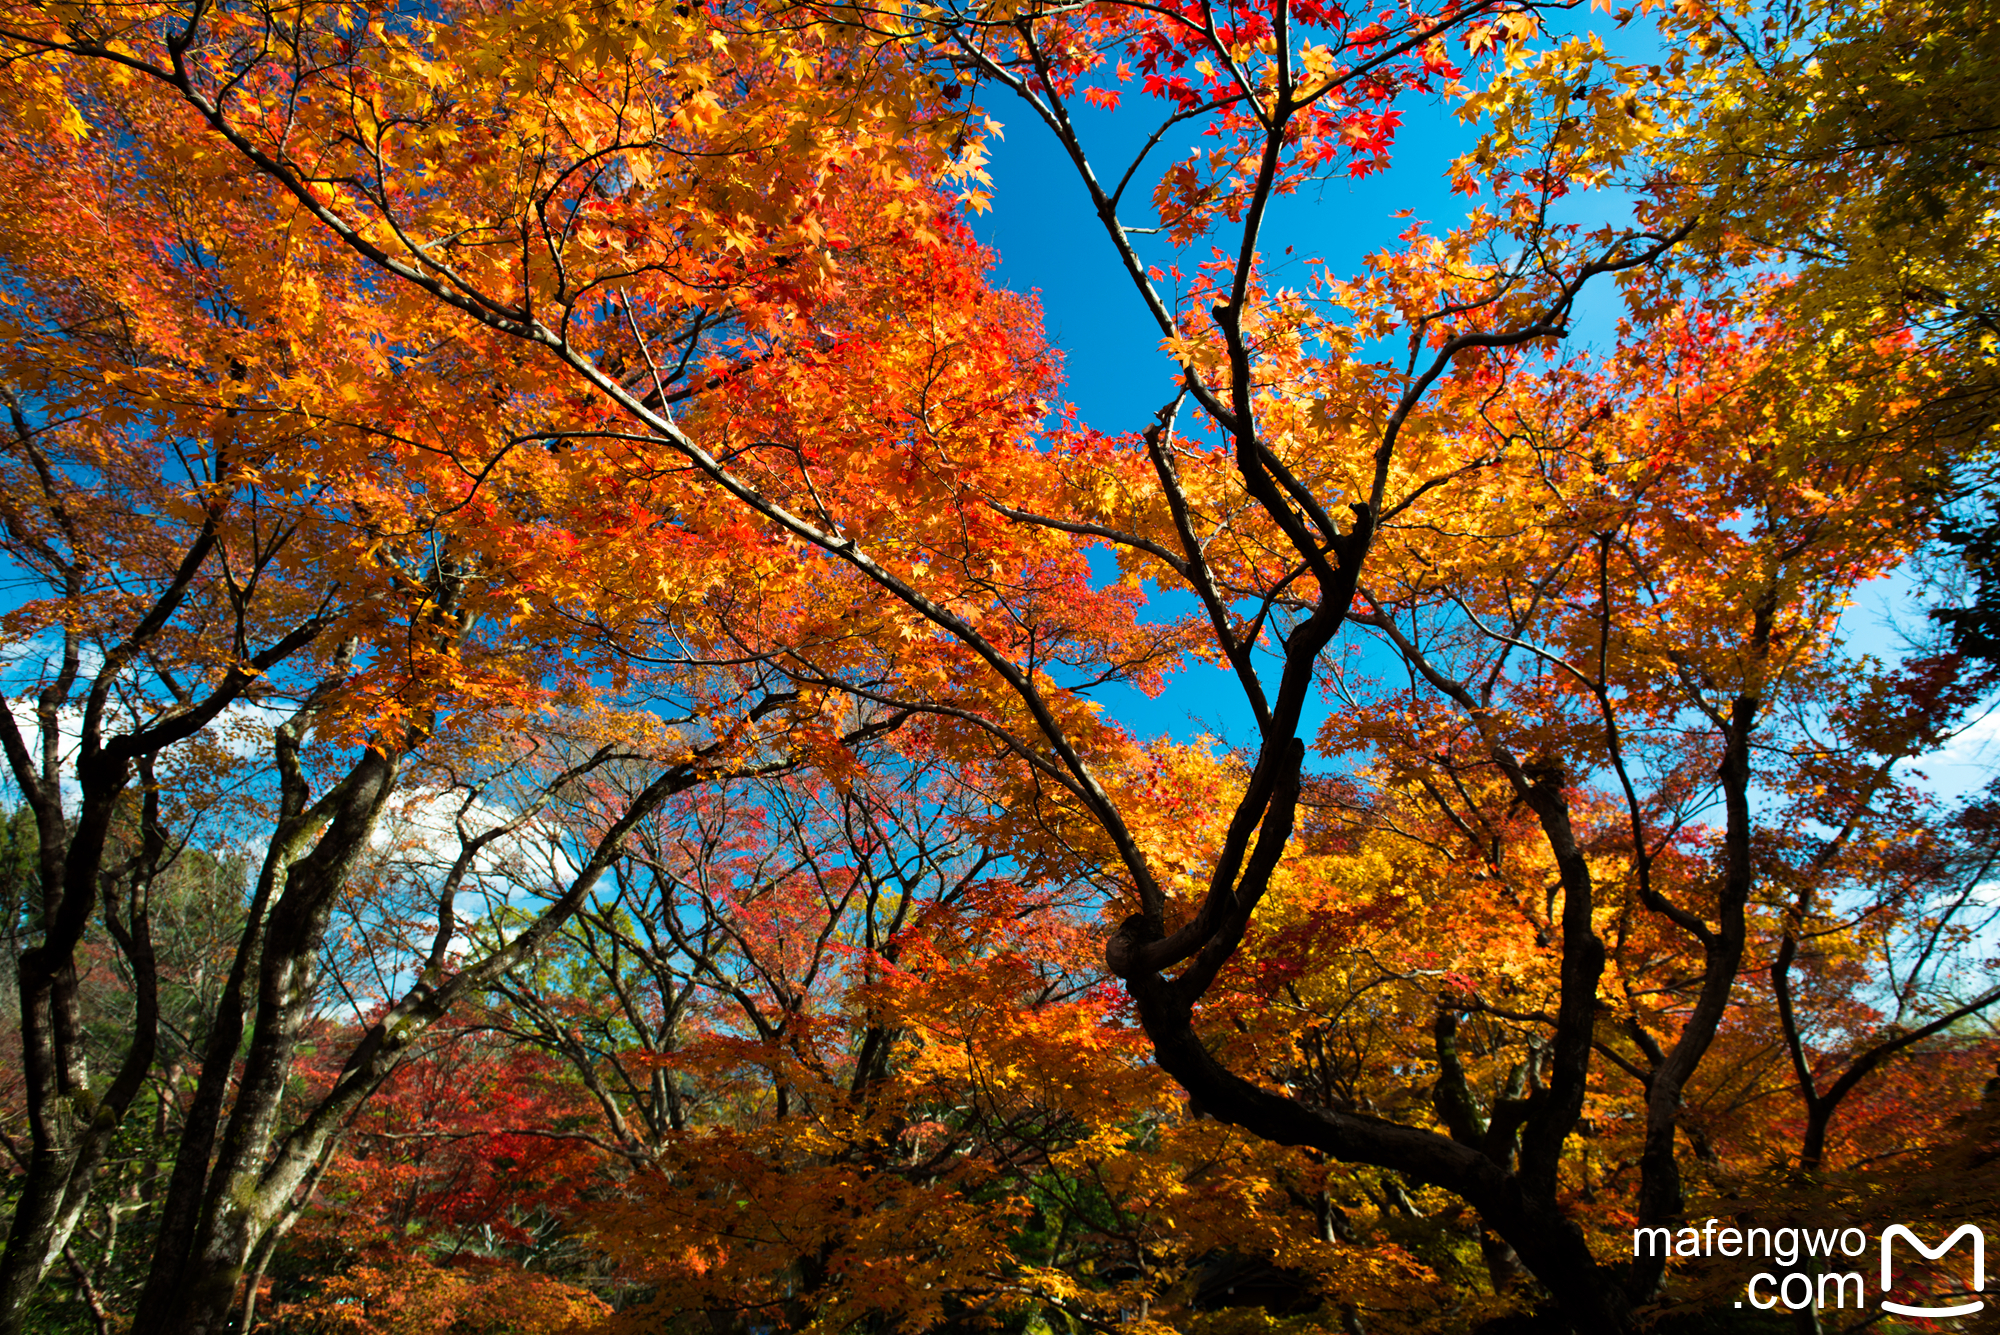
(0, 0, 1996, 1331)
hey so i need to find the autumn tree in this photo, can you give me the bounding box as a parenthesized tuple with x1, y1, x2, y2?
(1649, 0, 2000, 645)
(1762, 782, 2000, 1179)
(502, 745, 1445, 1332)
(1653, 0, 1999, 367)
(262, 1014, 615, 1334)
(0, 5, 1071, 1330)
(7, 0, 1999, 1330)
(1314, 291, 2000, 1308)
(0, 0, 1729, 1327)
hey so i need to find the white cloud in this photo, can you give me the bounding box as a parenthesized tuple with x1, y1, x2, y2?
(1906, 705, 2000, 803)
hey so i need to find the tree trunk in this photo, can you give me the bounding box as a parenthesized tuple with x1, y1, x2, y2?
(1120, 965, 1637, 1334)
(132, 745, 399, 1335)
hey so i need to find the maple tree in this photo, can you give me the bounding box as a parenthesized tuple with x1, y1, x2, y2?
(1652, 0, 1998, 362)
(2, 0, 1999, 1329)
(263, 1016, 614, 1334)
(452, 748, 1454, 1332)
(0, 3, 1068, 1330)
(1647, 0, 2000, 649)
(1285, 292, 2000, 1315)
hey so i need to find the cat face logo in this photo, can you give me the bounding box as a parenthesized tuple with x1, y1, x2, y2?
(1880, 1225, 1985, 1318)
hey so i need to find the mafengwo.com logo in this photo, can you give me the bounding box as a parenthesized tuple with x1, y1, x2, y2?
(1633, 1220, 1985, 1317)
